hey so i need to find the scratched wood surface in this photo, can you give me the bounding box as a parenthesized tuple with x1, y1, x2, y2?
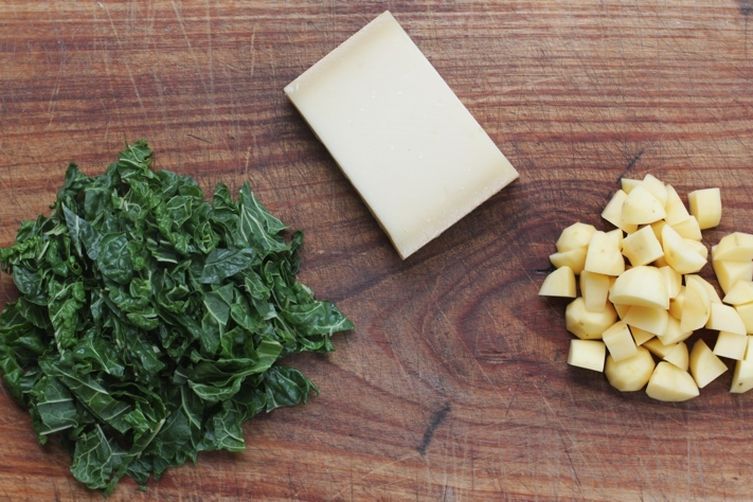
(1, 0, 753, 500)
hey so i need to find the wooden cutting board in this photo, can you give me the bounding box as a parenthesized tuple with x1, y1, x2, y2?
(1, 1, 752, 500)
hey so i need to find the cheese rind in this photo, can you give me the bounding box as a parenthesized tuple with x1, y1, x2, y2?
(284, 11, 518, 258)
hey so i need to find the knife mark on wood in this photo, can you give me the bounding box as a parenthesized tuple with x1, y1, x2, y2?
(417, 402, 451, 455)
(619, 148, 645, 180)
(740, 0, 752, 16)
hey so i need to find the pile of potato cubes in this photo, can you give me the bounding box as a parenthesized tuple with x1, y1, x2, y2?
(540, 174, 753, 402)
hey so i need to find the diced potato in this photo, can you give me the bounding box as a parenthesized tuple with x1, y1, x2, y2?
(601, 190, 637, 233)
(660, 266, 682, 299)
(680, 278, 710, 332)
(556, 222, 597, 252)
(614, 303, 630, 319)
(608, 266, 668, 309)
(689, 339, 728, 388)
(671, 216, 702, 241)
(653, 256, 669, 267)
(539, 266, 577, 298)
(712, 232, 753, 262)
(706, 302, 747, 335)
(713, 259, 753, 294)
(662, 224, 706, 274)
(621, 226, 664, 266)
(550, 247, 588, 275)
(685, 274, 721, 304)
(584, 230, 625, 276)
(664, 184, 690, 225)
(669, 287, 685, 319)
(602, 321, 638, 361)
(605, 347, 655, 391)
(644, 338, 678, 358)
(631, 326, 654, 346)
(579, 271, 612, 312)
(646, 361, 700, 402)
(684, 239, 708, 259)
(641, 174, 668, 206)
(688, 188, 721, 230)
(735, 303, 753, 334)
(713, 331, 748, 360)
(664, 342, 689, 371)
(624, 305, 669, 336)
(723, 281, 753, 306)
(650, 221, 666, 246)
(658, 316, 692, 346)
(730, 358, 753, 394)
(620, 178, 640, 194)
(567, 339, 606, 372)
(622, 185, 666, 225)
(565, 298, 618, 340)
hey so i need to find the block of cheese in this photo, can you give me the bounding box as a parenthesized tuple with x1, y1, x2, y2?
(284, 11, 518, 259)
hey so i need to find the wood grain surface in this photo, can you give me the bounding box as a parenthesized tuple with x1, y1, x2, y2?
(1, 1, 753, 500)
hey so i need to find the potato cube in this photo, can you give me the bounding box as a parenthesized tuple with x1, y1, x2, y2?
(602, 321, 638, 361)
(664, 342, 689, 371)
(622, 185, 666, 225)
(713, 331, 748, 360)
(706, 302, 746, 335)
(609, 266, 668, 310)
(539, 266, 577, 298)
(670, 216, 702, 241)
(662, 224, 706, 274)
(565, 297, 618, 340)
(556, 222, 597, 252)
(644, 338, 678, 358)
(688, 187, 721, 230)
(601, 190, 637, 233)
(712, 232, 753, 262)
(631, 326, 655, 346)
(689, 339, 728, 388)
(684, 239, 709, 259)
(605, 347, 655, 391)
(620, 178, 640, 194)
(660, 266, 682, 299)
(722, 281, 753, 306)
(624, 305, 669, 336)
(713, 259, 753, 294)
(567, 339, 606, 372)
(685, 274, 721, 304)
(664, 184, 690, 225)
(584, 230, 625, 276)
(614, 303, 630, 319)
(641, 174, 667, 205)
(730, 358, 753, 394)
(669, 287, 685, 319)
(550, 247, 587, 274)
(646, 361, 699, 402)
(579, 271, 612, 312)
(658, 315, 692, 346)
(621, 226, 664, 266)
(735, 303, 753, 334)
(680, 278, 710, 332)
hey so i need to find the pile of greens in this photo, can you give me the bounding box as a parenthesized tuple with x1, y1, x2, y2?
(0, 141, 352, 493)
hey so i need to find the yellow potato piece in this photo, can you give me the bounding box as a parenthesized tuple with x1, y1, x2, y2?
(565, 297, 618, 340)
(631, 326, 655, 346)
(713, 331, 748, 361)
(609, 266, 668, 310)
(620, 178, 640, 194)
(664, 184, 690, 225)
(713, 259, 753, 294)
(605, 347, 655, 392)
(579, 271, 612, 312)
(567, 339, 606, 372)
(722, 281, 753, 306)
(685, 274, 721, 304)
(602, 190, 638, 233)
(658, 315, 692, 346)
(644, 338, 678, 358)
(689, 339, 728, 388)
(621, 225, 664, 266)
(670, 216, 702, 241)
(730, 358, 753, 394)
(662, 224, 706, 274)
(539, 266, 577, 298)
(623, 305, 669, 336)
(688, 188, 721, 230)
(663, 342, 689, 371)
(706, 303, 747, 335)
(584, 230, 625, 276)
(602, 321, 638, 362)
(735, 303, 753, 334)
(712, 232, 753, 262)
(556, 222, 597, 252)
(659, 266, 682, 299)
(622, 185, 666, 225)
(669, 287, 685, 319)
(550, 247, 587, 275)
(680, 278, 710, 332)
(646, 361, 699, 402)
